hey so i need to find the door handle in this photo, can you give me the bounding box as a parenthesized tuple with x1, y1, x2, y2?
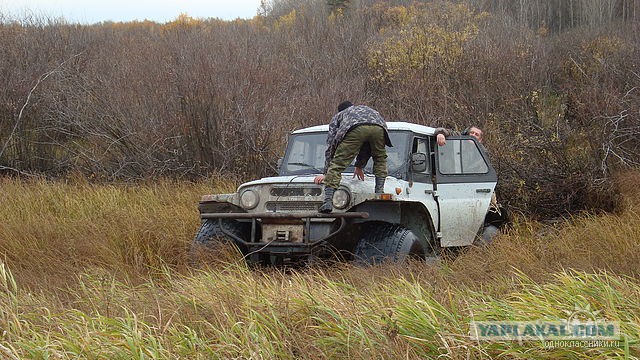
(476, 188, 491, 193)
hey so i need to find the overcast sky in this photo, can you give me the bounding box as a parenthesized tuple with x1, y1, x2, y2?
(1, 0, 264, 23)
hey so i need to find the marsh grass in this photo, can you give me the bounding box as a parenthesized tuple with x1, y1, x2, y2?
(0, 175, 638, 358)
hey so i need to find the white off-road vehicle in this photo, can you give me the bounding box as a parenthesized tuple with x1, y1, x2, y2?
(192, 122, 505, 265)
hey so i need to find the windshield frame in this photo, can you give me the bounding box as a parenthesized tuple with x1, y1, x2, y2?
(279, 130, 413, 179)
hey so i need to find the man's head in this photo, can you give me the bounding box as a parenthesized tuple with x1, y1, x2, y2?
(463, 126, 483, 143)
(337, 101, 353, 112)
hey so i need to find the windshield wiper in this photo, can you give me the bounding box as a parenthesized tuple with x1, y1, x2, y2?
(286, 162, 323, 173)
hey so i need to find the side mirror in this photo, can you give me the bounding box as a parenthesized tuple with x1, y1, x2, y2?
(411, 153, 427, 172)
(277, 158, 283, 171)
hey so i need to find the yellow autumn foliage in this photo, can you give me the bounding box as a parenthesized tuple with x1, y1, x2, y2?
(273, 9, 297, 31)
(368, 2, 487, 84)
(568, 35, 632, 79)
(162, 13, 203, 31)
(328, 7, 345, 23)
(583, 35, 629, 61)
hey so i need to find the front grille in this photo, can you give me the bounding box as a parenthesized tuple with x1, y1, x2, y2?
(270, 186, 322, 197)
(266, 201, 322, 212)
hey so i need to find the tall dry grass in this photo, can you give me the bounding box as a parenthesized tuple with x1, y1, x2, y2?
(0, 176, 235, 289)
(0, 174, 638, 358)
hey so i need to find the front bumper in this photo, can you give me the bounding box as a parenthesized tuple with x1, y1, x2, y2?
(200, 211, 369, 255)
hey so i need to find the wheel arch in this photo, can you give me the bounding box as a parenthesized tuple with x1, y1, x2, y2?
(398, 201, 437, 249)
(350, 200, 437, 253)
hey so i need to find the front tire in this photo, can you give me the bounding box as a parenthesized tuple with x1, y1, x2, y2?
(354, 222, 428, 264)
(189, 219, 249, 265)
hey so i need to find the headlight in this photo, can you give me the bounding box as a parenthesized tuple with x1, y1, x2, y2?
(332, 189, 350, 209)
(240, 189, 260, 209)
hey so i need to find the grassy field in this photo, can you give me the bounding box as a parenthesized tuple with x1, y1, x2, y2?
(0, 175, 639, 359)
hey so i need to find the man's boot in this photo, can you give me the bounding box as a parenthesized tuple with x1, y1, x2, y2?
(375, 177, 385, 194)
(319, 187, 335, 213)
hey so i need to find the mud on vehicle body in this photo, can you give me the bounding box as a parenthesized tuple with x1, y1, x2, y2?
(192, 122, 507, 265)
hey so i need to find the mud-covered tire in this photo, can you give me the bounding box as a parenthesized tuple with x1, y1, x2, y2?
(476, 224, 499, 246)
(189, 219, 249, 265)
(354, 223, 427, 264)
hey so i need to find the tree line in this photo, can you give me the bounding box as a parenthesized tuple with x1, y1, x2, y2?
(0, 0, 638, 216)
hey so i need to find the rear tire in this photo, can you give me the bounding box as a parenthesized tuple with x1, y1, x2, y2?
(476, 224, 499, 246)
(354, 222, 428, 264)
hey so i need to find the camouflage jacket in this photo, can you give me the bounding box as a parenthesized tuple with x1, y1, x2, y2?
(434, 127, 452, 138)
(324, 105, 392, 172)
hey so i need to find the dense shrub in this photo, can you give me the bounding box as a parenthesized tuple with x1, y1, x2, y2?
(0, 0, 638, 216)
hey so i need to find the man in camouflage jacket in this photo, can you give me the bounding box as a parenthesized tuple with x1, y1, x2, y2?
(314, 101, 392, 213)
(435, 126, 484, 146)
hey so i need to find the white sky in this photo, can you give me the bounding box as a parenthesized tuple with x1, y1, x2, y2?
(1, 0, 265, 23)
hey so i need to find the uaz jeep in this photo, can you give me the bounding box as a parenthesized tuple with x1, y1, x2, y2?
(192, 122, 503, 265)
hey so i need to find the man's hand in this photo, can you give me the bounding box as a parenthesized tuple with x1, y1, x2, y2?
(437, 133, 446, 146)
(314, 175, 325, 184)
(353, 167, 364, 180)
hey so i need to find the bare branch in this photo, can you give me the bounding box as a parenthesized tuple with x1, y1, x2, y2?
(0, 165, 38, 177)
(0, 52, 83, 159)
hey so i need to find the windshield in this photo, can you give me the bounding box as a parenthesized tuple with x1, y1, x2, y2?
(280, 131, 411, 178)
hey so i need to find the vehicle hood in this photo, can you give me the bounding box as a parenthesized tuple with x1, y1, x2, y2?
(239, 175, 318, 189)
(239, 175, 406, 196)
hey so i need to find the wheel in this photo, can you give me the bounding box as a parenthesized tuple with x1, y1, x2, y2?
(354, 222, 429, 264)
(484, 204, 509, 228)
(189, 219, 249, 265)
(476, 224, 499, 246)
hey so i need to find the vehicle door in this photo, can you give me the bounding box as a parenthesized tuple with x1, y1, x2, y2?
(406, 136, 439, 230)
(434, 136, 497, 247)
